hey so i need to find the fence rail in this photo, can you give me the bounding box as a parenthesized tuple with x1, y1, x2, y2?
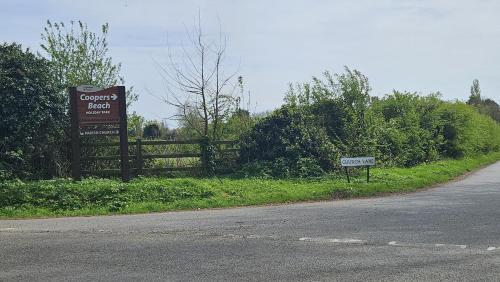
(83, 140, 237, 147)
(80, 138, 239, 178)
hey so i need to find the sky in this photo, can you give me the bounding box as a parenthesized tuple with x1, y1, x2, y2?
(2, 0, 500, 125)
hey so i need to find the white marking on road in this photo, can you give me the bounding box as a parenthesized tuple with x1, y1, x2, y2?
(487, 247, 497, 251)
(299, 237, 366, 244)
(221, 233, 278, 240)
(388, 241, 467, 249)
(0, 228, 16, 231)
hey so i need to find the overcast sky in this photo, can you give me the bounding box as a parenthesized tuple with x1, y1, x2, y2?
(2, 0, 500, 124)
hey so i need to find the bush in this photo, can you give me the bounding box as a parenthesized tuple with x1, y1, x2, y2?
(368, 92, 444, 166)
(296, 157, 324, 178)
(238, 69, 500, 176)
(437, 102, 500, 157)
(239, 106, 338, 175)
(0, 43, 66, 179)
(367, 92, 500, 166)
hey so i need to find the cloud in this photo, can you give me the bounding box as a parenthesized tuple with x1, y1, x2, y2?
(1, 0, 500, 121)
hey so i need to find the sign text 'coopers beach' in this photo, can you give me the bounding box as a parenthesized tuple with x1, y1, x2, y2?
(80, 92, 117, 110)
(76, 87, 120, 125)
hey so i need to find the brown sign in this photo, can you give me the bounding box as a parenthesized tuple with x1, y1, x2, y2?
(70, 85, 129, 182)
(76, 86, 121, 125)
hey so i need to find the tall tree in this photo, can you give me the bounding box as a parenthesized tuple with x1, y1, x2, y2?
(40, 20, 137, 106)
(159, 16, 238, 140)
(466, 79, 500, 122)
(467, 79, 481, 106)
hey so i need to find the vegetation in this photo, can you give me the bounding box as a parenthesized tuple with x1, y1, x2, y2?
(0, 21, 136, 179)
(466, 79, 500, 122)
(41, 20, 137, 105)
(160, 17, 240, 141)
(2, 17, 500, 218)
(239, 68, 500, 177)
(0, 43, 66, 179)
(1, 152, 499, 218)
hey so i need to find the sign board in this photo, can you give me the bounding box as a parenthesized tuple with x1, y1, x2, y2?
(76, 87, 121, 125)
(341, 157, 375, 167)
(69, 86, 128, 182)
(79, 127, 120, 136)
(76, 85, 103, 92)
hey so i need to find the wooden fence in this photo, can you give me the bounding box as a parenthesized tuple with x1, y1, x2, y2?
(80, 139, 239, 177)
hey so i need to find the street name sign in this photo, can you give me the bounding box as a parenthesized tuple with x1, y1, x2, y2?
(340, 157, 375, 183)
(341, 157, 375, 167)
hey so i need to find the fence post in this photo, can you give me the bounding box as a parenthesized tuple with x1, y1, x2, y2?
(200, 136, 215, 176)
(136, 138, 143, 175)
(344, 167, 350, 183)
(366, 166, 370, 183)
(69, 87, 81, 181)
(117, 86, 129, 182)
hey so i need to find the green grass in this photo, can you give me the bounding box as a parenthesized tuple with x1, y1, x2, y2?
(1, 152, 500, 219)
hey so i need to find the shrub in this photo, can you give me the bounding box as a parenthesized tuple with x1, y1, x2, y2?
(368, 92, 444, 166)
(0, 43, 66, 179)
(239, 106, 338, 175)
(437, 102, 500, 157)
(239, 69, 500, 175)
(295, 157, 324, 178)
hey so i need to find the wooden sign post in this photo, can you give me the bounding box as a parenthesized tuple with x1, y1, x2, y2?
(340, 157, 375, 183)
(69, 85, 128, 182)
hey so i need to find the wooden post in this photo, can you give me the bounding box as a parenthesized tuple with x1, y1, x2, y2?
(136, 138, 143, 175)
(69, 87, 81, 181)
(367, 166, 370, 183)
(200, 136, 212, 176)
(117, 86, 129, 182)
(344, 167, 350, 183)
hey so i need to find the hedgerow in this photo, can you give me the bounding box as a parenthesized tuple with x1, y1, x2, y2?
(239, 68, 500, 176)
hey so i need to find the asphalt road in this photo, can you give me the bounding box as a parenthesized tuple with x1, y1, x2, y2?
(1, 162, 500, 281)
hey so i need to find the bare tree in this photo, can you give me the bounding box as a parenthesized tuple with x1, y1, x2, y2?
(157, 16, 238, 140)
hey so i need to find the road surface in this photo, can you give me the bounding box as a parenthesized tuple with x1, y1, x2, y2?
(1, 162, 500, 281)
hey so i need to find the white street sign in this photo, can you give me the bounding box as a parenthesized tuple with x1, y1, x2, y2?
(341, 157, 375, 167)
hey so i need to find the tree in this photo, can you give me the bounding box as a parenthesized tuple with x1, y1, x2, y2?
(143, 122, 161, 139)
(467, 79, 481, 106)
(284, 67, 373, 157)
(128, 112, 145, 138)
(40, 20, 137, 106)
(159, 16, 238, 140)
(0, 43, 65, 179)
(335, 67, 373, 156)
(482, 98, 500, 122)
(466, 79, 500, 122)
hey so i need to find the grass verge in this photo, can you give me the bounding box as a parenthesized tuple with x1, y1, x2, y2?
(1, 152, 499, 219)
